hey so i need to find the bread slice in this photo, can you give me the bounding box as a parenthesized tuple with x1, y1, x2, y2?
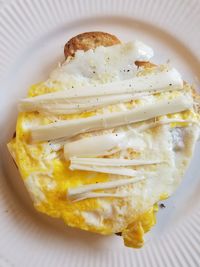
(64, 31, 121, 58)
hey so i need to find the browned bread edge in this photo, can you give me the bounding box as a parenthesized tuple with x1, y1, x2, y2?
(64, 31, 121, 58)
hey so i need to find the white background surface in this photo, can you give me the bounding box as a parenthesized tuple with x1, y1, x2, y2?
(0, 0, 200, 266)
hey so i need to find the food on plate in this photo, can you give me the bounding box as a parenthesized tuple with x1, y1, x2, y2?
(7, 31, 200, 248)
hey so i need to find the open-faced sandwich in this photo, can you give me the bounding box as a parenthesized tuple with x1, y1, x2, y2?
(8, 32, 200, 248)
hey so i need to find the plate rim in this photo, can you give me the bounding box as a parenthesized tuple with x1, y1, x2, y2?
(0, 0, 200, 266)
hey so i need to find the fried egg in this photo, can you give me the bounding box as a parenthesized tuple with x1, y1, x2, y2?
(8, 41, 200, 248)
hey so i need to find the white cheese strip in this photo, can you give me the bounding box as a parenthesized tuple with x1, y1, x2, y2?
(30, 94, 193, 141)
(64, 131, 146, 159)
(70, 164, 153, 177)
(64, 133, 125, 159)
(67, 177, 146, 198)
(19, 92, 152, 114)
(72, 192, 131, 202)
(70, 157, 163, 166)
(53, 119, 195, 153)
(19, 68, 183, 112)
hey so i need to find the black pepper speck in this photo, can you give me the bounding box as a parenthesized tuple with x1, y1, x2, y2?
(159, 203, 166, 209)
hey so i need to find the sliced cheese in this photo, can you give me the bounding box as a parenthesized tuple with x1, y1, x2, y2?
(70, 164, 153, 177)
(55, 119, 196, 154)
(72, 192, 131, 202)
(64, 133, 125, 159)
(19, 68, 183, 114)
(19, 92, 151, 114)
(70, 157, 163, 166)
(30, 94, 193, 141)
(67, 177, 146, 199)
(64, 131, 147, 159)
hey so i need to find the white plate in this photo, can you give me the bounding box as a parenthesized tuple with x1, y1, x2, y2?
(0, 0, 200, 266)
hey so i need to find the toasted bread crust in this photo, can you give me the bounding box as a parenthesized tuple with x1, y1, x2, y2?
(135, 61, 156, 68)
(64, 31, 121, 58)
